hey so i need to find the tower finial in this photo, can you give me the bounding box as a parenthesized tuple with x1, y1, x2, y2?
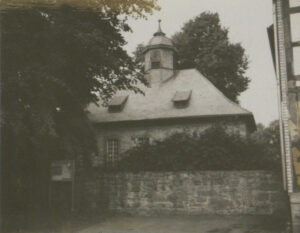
(158, 19, 162, 31)
(153, 19, 165, 36)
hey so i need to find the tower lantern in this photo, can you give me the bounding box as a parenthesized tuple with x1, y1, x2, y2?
(143, 20, 176, 84)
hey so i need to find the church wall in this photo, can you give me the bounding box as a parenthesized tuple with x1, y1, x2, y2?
(91, 119, 248, 167)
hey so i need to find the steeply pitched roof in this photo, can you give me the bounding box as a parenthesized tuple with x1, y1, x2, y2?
(87, 69, 254, 124)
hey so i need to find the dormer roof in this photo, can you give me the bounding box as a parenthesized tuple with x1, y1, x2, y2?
(108, 95, 128, 107)
(172, 90, 192, 102)
(108, 95, 128, 112)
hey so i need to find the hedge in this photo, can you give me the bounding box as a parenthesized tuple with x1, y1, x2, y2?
(115, 126, 281, 172)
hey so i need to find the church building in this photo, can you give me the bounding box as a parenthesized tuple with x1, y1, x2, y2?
(87, 21, 256, 167)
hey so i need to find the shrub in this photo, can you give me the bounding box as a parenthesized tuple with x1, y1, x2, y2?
(117, 126, 282, 172)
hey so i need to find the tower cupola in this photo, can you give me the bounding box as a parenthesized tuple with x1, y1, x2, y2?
(143, 20, 176, 84)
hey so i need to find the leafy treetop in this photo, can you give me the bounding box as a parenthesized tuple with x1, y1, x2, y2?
(1, 0, 160, 19)
(173, 12, 249, 102)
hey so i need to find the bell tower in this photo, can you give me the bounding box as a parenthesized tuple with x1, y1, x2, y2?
(143, 20, 176, 85)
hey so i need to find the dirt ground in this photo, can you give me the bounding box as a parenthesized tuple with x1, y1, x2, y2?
(77, 215, 286, 233)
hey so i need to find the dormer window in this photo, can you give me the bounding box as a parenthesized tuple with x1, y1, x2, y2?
(150, 50, 161, 69)
(172, 90, 192, 108)
(108, 95, 128, 112)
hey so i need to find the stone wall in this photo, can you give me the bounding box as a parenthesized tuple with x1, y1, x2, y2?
(82, 171, 286, 216)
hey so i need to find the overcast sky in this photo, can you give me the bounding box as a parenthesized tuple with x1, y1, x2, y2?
(123, 0, 278, 126)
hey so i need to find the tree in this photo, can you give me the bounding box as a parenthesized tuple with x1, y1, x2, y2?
(250, 120, 281, 160)
(172, 12, 249, 102)
(134, 12, 249, 102)
(1, 2, 158, 230)
(0, 0, 160, 19)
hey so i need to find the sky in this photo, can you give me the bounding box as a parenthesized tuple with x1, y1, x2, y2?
(122, 0, 279, 126)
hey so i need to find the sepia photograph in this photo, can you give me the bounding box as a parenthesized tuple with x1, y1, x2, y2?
(1, 0, 300, 232)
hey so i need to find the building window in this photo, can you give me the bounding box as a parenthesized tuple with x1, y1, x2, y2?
(293, 47, 300, 75)
(151, 61, 160, 69)
(132, 136, 150, 146)
(174, 101, 189, 108)
(290, 13, 300, 42)
(150, 50, 161, 69)
(136, 137, 149, 146)
(290, 0, 300, 7)
(105, 139, 119, 167)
